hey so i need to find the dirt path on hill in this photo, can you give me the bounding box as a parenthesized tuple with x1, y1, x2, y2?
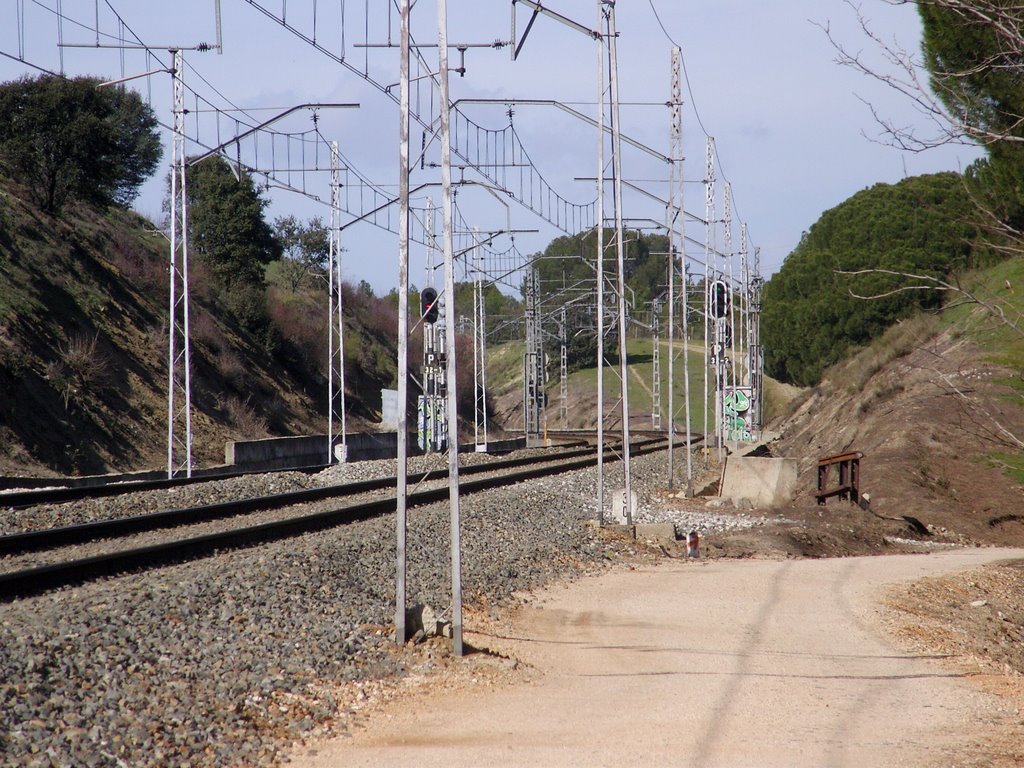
(290, 549, 1024, 768)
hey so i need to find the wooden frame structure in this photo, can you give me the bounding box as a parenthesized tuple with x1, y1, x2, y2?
(816, 451, 863, 506)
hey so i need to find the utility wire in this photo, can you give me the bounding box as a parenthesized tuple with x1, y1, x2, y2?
(647, 0, 759, 256)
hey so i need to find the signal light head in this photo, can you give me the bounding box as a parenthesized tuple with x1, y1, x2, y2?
(420, 287, 439, 323)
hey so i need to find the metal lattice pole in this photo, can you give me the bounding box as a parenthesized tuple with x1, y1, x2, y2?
(167, 49, 193, 479)
(595, 0, 606, 524)
(480, 275, 488, 448)
(473, 229, 488, 448)
(523, 268, 543, 436)
(740, 222, 749, 389)
(327, 140, 346, 463)
(667, 47, 677, 489)
(680, 266, 694, 495)
(668, 46, 692, 492)
(559, 305, 568, 427)
(473, 246, 481, 445)
(422, 199, 445, 453)
(651, 297, 661, 430)
(724, 182, 738, 416)
(607, 3, 632, 525)
(750, 246, 764, 436)
(704, 137, 721, 462)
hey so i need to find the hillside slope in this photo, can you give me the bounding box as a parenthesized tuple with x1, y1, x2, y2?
(0, 179, 388, 476)
(483, 259, 1024, 550)
(771, 278, 1024, 548)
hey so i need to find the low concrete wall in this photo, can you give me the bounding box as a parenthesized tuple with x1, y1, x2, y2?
(469, 438, 527, 454)
(0, 465, 239, 490)
(720, 456, 798, 508)
(3, 435, 530, 487)
(345, 432, 404, 461)
(226, 433, 529, 472)
(226, 435, 331, 471)
(226, 433, 414, 470)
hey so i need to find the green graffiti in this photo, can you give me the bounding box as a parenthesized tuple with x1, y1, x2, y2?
(723, 389, 750, 413)
(722, 388, 753, 442)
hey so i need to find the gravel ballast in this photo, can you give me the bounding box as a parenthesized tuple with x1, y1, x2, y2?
(0, 449, 692, 767)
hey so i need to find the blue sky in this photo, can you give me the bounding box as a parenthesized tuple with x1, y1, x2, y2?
(1, 1, 982, 293)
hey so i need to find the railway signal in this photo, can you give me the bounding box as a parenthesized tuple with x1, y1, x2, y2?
(420, 287, 439, 324)
(709, 280, 730, 320)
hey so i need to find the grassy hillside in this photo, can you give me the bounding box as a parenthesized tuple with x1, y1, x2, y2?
(487, 335, 767, 436)
(770, 254, 1024, 545)
(0, 177, 398, 476)
(941, 257, 1024, 484)
(560, 338, 710, 433)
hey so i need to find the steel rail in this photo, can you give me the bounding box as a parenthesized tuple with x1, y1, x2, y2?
(0, 439, 676, 602)
(0, 441, 650, 556)
(0, 464, 330, 509)
(0, 435, 594, 508)
(0, 430, 654, 508)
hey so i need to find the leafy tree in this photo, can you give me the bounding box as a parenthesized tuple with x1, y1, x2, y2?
(0, 74, 161, 214)
(919, 2, 1024, 145)
(105, 87, 163, 206)
(185, 156, 281, 328)
(762, 172, 976, 386)
(273, 214, 330, 292)
(918, 2, 1024, 235)
(451, 281, 523, 342)
(831, 4, 1024, 255)
(384, 285, 419, 313)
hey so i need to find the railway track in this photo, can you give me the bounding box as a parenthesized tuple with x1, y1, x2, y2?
(0, 464, 329, 510)
(0, 437, 677, 602)
(0, 429, 663, 509)
(0, 442, 610, 555)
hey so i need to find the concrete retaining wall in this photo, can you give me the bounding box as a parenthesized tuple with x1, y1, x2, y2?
(225, 433, 529, 472)
(720, 456, 798, 508)
(3, 435, 531, 487)
(225, 435, 331, 471)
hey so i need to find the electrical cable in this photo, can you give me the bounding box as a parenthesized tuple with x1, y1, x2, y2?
(647, 0, 759, 257)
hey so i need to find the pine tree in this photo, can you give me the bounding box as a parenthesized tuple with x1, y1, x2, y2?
(919, 3, 1024, 231)
(185, 156, 281, 329)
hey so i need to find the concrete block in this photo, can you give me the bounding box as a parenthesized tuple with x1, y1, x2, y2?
(225, 435, 329, 471)
(720, 456, 798, 509)
(465, 438, 527, 454)
(602, 524, 636, 540)
(334, 443, 348, 463)
(380, 388, 398, 428)
(636, 523, 677, 544)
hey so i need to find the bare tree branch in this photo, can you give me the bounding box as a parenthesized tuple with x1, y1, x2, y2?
(822, 0, 1024, 152)
(836, 267, 1024, 337)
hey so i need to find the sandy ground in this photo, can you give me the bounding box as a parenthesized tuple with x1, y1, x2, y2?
(289, 549, 1024, 768)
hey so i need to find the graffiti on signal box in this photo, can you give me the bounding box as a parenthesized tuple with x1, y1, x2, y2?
(723, 387, 753, 442)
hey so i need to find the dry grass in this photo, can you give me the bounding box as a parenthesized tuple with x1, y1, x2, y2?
(762, 376, 806, 424)
(46, 332, 113, 408)
(828, 313, 943, 393)
(222, 394, 270, 439)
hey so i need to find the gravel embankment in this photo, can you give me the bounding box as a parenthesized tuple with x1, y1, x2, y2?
(0, 448, 743, 768)
(0, 447, 555, 535)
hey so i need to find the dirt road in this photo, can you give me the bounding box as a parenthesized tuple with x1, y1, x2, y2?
(293, 549, 1024, 767)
